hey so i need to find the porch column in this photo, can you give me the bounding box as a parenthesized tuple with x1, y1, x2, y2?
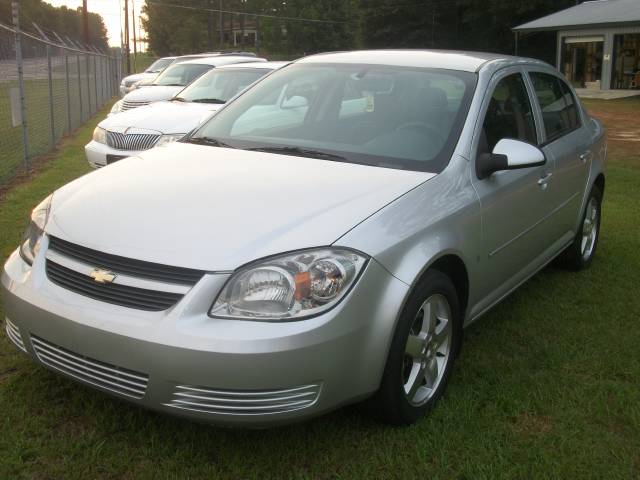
(602, 31, 614, 90)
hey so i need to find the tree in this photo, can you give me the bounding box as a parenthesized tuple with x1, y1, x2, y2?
(0, 0, 108, 49)
(141, 0, 358, 57)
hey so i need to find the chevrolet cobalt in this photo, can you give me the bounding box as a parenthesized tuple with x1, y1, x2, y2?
(2, 50, 605, 427)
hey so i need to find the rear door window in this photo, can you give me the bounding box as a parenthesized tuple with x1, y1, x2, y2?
(529, 72, 581, 142)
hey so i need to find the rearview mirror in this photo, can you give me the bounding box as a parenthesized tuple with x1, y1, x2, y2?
(476, 138, 545, 180)
(281, 95, 308, 110)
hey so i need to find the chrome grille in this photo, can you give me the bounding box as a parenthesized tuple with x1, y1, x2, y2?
(31, 335, 149, 399)
(121, 100, 150, 111)
(165, 383, 321, 416)
(106, 130, 159, 151)
(5, 318, 27, 353)
(46, 260, 183, 311)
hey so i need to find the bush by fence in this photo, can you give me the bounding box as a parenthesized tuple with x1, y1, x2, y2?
(0, 21, 121, 188)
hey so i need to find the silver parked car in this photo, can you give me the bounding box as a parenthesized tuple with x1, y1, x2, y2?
(2, 50, 605, 427)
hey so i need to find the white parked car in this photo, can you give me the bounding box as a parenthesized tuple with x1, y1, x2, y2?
(111, 56, 267, 114)
(86, 62, 286, 168)
(126, 53, 258, 91)
(119, 57, 176, 96)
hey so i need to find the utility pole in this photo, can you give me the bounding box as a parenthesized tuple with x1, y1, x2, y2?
(219, 0, 223, 47)
(431, 3, 436, 48)
(124, 0, 130, 74)
(207, 0, 213, 51)
(82, 0, 90, 45)
(132, 0, 137, 72)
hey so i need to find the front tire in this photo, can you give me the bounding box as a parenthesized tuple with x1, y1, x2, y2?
(369, 270, 462, 426)
(563, 185, 602, 270)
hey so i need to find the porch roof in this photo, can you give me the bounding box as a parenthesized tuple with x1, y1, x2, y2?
(513, 0, 640, 33)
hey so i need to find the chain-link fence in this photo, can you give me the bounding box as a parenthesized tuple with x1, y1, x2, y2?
(0, 21, 121, 188)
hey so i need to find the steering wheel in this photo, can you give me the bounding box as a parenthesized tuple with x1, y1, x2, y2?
(395, 122, 445, 144)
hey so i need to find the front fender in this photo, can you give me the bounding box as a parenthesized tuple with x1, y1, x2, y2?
(335, 155, 482, 323)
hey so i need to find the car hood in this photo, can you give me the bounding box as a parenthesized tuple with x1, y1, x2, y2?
(100, 101, 221, 134)
(47, 143, 434, 271)
(123, 86, 184, 103)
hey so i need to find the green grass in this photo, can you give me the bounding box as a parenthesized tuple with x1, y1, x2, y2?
(0, 100, 639, 479)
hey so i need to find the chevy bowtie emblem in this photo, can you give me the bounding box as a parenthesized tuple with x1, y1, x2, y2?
(89, 268, 117, 284)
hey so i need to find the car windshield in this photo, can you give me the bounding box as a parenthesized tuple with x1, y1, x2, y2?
(189, 63, 476, 173)
(145, 57, 174, 73)
(175, 68, 270, 103)
(152, 64, 213, 86)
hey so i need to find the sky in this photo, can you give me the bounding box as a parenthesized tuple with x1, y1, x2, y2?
(43, 0, 146, 49)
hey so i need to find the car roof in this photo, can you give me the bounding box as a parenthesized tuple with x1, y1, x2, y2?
(215, 61, 288, 71)
(177, 56, 268, 67)
(296, 49, 548, 73)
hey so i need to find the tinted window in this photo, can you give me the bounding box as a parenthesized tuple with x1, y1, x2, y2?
(153, 64, 212, 86)
(530, 72, 580, 142)
(480, 73, 537, 154)
(176, 68, 268, 103)
(146, 57, 174, 73)
(190, 64, 477, 173)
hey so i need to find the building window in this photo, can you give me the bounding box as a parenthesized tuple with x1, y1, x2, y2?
(611, 34, 640, 89)
(560, 37, 603, 89)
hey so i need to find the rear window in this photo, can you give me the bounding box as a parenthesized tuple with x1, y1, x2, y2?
(529, 72, 580, 142)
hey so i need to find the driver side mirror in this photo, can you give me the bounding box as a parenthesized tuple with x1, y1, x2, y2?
(476, 138, 546, 180)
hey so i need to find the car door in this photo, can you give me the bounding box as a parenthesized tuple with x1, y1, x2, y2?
(470, 68, 556, 299)
(526, 70, 592, 238)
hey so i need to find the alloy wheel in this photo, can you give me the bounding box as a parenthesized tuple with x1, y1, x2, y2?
(402, 294, 453, 406)
(581, 197, 599, 261)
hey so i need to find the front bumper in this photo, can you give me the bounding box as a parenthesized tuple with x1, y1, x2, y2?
(2, 244, 409, 427)
(85, 140, 141, 168)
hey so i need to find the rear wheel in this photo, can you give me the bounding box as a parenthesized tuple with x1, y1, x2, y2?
(563, 185, 602, 270)
(369, 270, 462, 426)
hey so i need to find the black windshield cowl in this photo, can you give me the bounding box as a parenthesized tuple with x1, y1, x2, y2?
(247, 146, 347, 162)
(192, 98, 226, 104)
(186, 137, 236, 148)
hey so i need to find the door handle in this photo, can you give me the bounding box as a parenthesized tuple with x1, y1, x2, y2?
(537, 172, 553, 188)
(579, 150, 592, 164)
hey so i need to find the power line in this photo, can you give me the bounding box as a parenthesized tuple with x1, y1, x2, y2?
(144, 0, 352, 25)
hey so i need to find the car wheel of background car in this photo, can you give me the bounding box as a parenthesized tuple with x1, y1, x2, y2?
(368, 270, 462, 426)
(562, 185, 602, 271)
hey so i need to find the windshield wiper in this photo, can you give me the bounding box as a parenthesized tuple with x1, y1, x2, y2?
(160, 83, 184, 87)
(172, 97, 188, 102)
(247, 146, 347, 162)
(192, 98, 226, 104)
(186, 136, 236, 148)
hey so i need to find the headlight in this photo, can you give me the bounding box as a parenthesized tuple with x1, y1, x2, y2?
(210, 248, 368, 321)
(155, 134, 184, 147)
(109, 100, 123, 115)
(92, 126, 107, 144)
(19, 194, 53, 265)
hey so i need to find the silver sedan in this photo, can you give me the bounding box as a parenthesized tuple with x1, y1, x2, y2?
(2, 50, 605, 427)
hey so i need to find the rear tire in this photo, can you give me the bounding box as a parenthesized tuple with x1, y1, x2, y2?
(368, 270, 462, 426)
(562, 185, 602, 271)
